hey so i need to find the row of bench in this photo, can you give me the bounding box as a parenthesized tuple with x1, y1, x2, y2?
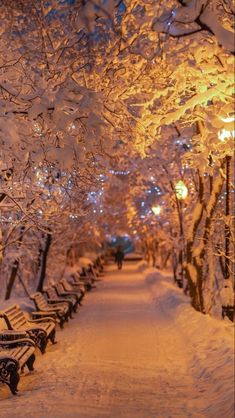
(0, 257, 104, 395)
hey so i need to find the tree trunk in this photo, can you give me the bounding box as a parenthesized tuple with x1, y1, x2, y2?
(172, 249, 178, 283)
(190, 170, 225, 312)
(185, 172, 205, 309)
(224, 155, 231, 280)
(162, 251, 171, 269)
(36, 232, 52, 292)
(0, 227, 3, 265)
(5, 227, 25, 300)
(17, 272, 31, 297)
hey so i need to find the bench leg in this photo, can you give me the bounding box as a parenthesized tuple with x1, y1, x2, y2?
(59, 317, 64, 329)
(69, 307, 73, 319)
(26, 353, 36, 372)
(49, 328, 57, 344)
(1, 359, 20, 395)
(58, 311, 69, 325)
(73, 302, 78, 313)
(40, 336, 48, 354)
(65, 311, 70, 322)
(27, 329, 47, 354)
(9, 368, 20, 395)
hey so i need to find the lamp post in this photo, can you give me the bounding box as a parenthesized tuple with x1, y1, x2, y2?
(175, 180, 188, 288)
(217, 116, 234, 281)
(218, 115, 234, 321)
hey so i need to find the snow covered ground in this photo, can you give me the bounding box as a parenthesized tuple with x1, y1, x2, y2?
(0, 262, 234, 418)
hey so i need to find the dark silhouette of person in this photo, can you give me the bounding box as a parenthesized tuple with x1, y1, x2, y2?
(115, 246, 124, 270)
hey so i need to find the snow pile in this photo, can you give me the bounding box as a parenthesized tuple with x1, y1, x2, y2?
(136, 260, 149, 272)
(220, 281, 234, 306)
(145, 269, 234, 418)
(124, 252, 143, 260)
(0, 296, 35, 313)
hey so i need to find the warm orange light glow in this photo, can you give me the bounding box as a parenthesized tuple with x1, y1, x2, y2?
(218, 114, 235, 141)
(152, 205, 161, 216)
(175, 181, 188, 200)
(219, 116, 235, 123)
(218, 128, 235, 142)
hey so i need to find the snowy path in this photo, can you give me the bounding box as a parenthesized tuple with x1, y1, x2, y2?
(0, 263, 234, 418)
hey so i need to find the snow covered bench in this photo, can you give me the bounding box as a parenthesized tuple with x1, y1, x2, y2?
(0, 331, 36, 394)
(93, 256, 105, 274)
(60, 277, 86, 298)
(69, 272, 96, 292)
(43, 287, 75, 317)
(30, 292, 70, 328)
(78, 266, 98, 288)
(222, 305, 234, 322)
(77, 257, 100, 279)
(0, 305, 56, 354)
(52, 282, 80, 312)
(59, 279, 85, 299)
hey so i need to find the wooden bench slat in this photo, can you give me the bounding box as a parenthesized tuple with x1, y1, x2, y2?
(0, 337, 36, 394)
(1, 304, 57, 354)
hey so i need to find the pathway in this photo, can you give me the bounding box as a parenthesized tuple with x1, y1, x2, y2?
(0, 262, 233, 418)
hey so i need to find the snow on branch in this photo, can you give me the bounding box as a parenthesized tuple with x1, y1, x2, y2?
(153, 0, 235, 53)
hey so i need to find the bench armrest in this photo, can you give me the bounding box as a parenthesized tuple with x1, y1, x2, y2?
(57, 291, 78, 298)
(0, 354, 19, 364)
(47, 299, 70, 305)
(70, 283, 83, 289)
(47, 300, 68, 308)
(31, 311, 57, 320)
(0, 330, 28, 341)
(28, 317, 56, 324)
(0, 338, 35, 348)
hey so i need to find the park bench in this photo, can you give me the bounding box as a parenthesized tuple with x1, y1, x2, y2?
(71, 269, 97, 291)
(44, 287, 74, 317)
(0, 330, 36, 394)
(222, 305, 234, 322)
(61, 277, 86, 296)
(60, 278, 85, 301)
(83, 265, 99, 281)
(52, 283, 79, 311)
(0, 305, 56, 354)
(94, 256, 104, 274)
(85, 264, 99, 279)
(30, 292, 70, 328)
(91, 256, 105, 276)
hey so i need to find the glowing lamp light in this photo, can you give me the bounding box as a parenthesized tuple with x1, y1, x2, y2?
(152, 205, 161, 216)
(220, 116, 235, 123)
(218, 128, 235, 142)
(218, 115, 235, 142)
(175, 181, 188, 200)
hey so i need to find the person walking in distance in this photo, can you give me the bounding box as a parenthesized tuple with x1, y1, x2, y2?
(115, 246, 124, 270)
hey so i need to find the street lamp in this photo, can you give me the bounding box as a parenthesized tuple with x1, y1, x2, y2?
(218, 115, 235, 141)
(174, 180, 188, 288)
(217, 115, 234, 321)
(175, 180, 188, 200)
(151, 205, 161, 216)
(217, 115, 234, 281)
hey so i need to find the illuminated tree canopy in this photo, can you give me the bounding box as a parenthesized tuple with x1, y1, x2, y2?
(0, 0, 234, 314)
